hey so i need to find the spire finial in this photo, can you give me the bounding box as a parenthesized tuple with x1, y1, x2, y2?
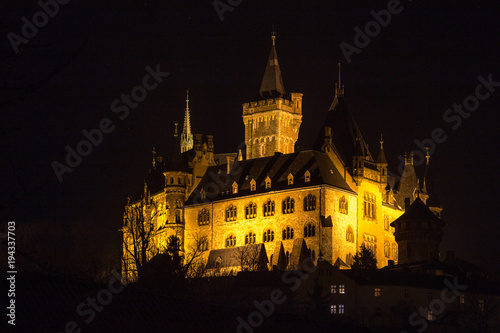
(174, 123, 178, 137)
(186, 89, 189, 108)
(271, 30, 276, 46)
(335, 62, 344, 98)
(425, 145, 431, 165)
(152, 147, 156, 168)
(380, 133, 384, 149)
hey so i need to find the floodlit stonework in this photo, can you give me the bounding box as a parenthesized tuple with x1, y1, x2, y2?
(122, 35, 442, 281)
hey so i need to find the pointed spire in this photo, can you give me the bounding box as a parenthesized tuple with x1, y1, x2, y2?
(174, 122, 178, 137)
(166, 123, 188, 172)
(376, 133, 388, 165)
(259, 32, 286, 98)
(181, 90, 194, 153)
(335, 62, 345, 98)
(152, 147, 156, 168)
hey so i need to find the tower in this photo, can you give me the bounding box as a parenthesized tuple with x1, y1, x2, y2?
(181, 90, 193, 153)
(390, 197, 445, 264)
(164, 123, 190, 250)
(242, 33, 302, 159)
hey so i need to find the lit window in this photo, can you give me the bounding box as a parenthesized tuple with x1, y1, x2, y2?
(330, 305, 336, 314)
(282, 227, 294, 240)
(198, 208, 210, 226)
(250, 179, 256, 191)
(339, 305, 344, 314)
(232, 181, 238, 194)
(374, 288, 381, 297)
(392, 243, 398, 259)
(200, 239, 209, 251)
(384, 215, 390, 231)
(225, 205, 237, 222)
(427, 310, 433, 321)
(263, 199, 275, 217)
(245, 202, 257, 219)
(346, 226, 354, 243)
(304, 223, 316, 237)
(282, 197, 295, 214)
(225, 234, 236, 248)
(339, 196, 348, 214)
(303, 194, 316, 211)
(331, 285, 336, 294)
(245, 232, 256, 245)
(364, 192, 376, 219)
(339, 285, 345, 294)
(363, 234, 377, 256)
(263, 229, 274, 243)
(384, 241, 390, 258)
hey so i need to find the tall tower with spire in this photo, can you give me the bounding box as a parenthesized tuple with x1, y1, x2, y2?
(180, 90, 194, 153)
(242, 32, 303, 159)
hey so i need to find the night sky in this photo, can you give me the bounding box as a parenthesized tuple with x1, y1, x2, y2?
(1, 0, 500, 271)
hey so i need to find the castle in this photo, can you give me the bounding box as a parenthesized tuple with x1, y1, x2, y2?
(121, 34, 443, 281)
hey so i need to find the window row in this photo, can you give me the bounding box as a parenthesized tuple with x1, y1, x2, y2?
(223, 195, 317, 221)
(224, 224, 318, 248)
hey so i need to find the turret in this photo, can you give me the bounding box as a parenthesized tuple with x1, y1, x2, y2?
(376, 134, 388, 188)
(391, 197, 445, 264)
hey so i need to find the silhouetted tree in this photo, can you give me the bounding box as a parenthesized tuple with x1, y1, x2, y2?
(351, 244, 377, 269)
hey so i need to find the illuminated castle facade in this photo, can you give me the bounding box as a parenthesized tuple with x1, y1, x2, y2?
(122, 35, 442, 280)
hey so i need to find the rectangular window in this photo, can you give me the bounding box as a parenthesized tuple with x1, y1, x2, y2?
(330, 305, 336, 314)
(460, 293, 465, 304)
(364, 192, 376, 219)
(339, 305, 344, 314)
(339, 285, 345, 294)
(374, 288, 381, 297)
(427, 310, 433, 321)
(331, 285, 336, 294)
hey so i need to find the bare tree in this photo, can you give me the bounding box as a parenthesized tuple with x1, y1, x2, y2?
(233, 244, 267, 272)
(121, 194, 159, 282)
(460, 293, 500, 333)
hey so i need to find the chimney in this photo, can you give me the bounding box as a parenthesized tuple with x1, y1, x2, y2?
(194, 134, 203, 151)
(206, 135, 214, 153)
(404, 197, 411, 211)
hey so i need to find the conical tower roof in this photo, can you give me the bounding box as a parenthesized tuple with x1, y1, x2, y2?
(259, 32, 286, 98)
(165, 123, 189, 172)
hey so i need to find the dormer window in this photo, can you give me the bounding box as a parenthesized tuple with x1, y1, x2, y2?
(200, 188, 206, 200)
(287, 173, 294, 185)
(304, 170, 311, 183)
(265, 176, 271, 189)
(250, 179, 256, 191)
(232, 181, 238, 194)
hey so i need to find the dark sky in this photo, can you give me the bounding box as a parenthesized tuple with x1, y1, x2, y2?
(1, 0, 500, 270)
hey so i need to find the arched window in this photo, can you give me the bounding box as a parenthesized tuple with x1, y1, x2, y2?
(245, 202, 257, 219)
(346, 226, 354, 243)
(287, 173, 294, 185)
(225, 205, 237, 222)
(265, 176, 271, 189)
(283, 227, 294, 240)
(178, 176, 182, 184)
(384, 215, 390, 231)
(175, 210, 182, 223)
(304, 223, 316, 237)
(200, 239, 209, 251)
(198, 208, 210, 226)
(225, 234, 236, 248)
(392, 243, 398, 259)
(232, 181, 238, 194)
(339, 196, 348, 214)
(250, 179, 256, 191)
(245, 232, 256, 245)
(384, 241, 390, 258)
(304, 170, 311, 183)
(303, 194, 316, 211)
(263, 199, 275, 217)
(364, 192, 376, 219)
(263, 229, 274, 243)
(282, 197, 295, 214)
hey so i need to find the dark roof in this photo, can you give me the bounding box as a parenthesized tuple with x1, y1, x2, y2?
(391, 197, 445, 226)
(165, 133, 189, 172)
(376, 142, 387, 165)
(313, 96, 373, 166)
(259, 41, 286, 98)
(186, 150, 354, 205)
(206, 244, 268, 269)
